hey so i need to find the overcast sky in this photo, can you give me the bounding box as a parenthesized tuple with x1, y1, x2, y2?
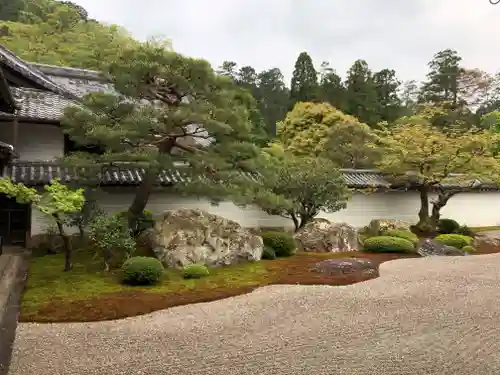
(74, 0, 500, 84)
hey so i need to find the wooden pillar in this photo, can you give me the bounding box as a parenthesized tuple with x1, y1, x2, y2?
(12, 118, 18, 150)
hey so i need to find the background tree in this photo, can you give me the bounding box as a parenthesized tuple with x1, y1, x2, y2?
(344, 59, 380, 125)
(61, 41, 262, 230)
(318, 61, 345, 109)
(0, 178, 84, 271)
(372, 111, 500, 231)
(373, 68, 402, 122)
(0, 0, 25, 21)
(289, 51, 318, 107)
(246, 153, 350, 231)
(277, 102, 362, 156)
(323, 121, 380, 169)
(256, 68, 289, 135)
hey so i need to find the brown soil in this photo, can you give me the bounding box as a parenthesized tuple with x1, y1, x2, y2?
(21, 248, 500, 323)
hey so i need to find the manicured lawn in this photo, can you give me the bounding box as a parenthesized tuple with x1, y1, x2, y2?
(20, 249, 416, 323)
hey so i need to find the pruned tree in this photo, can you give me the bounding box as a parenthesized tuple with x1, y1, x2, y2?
(372, 110, 500, 231)
(277, 102, 376, 166)
(244, 153, 350, 231)
(61, 41, 262, 230)
(0, 178, 85, 271)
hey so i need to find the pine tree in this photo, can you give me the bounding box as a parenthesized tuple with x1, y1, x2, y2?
(289, 52, 318, 107)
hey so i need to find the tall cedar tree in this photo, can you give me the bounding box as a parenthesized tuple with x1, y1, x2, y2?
(61, 41, 262, 230)
(344, 59, 380, 125)
(318, 61, 345, 110)
(289, 52, 318, 108)
(372, 68, 402, 123)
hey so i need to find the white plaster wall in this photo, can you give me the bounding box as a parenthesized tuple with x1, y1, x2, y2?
(29, 189, 500, 235)
(0, 122, 64, 161)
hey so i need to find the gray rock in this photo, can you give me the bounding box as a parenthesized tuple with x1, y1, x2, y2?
(139, 209, 263, 269)
(417, 238, 469, 257)
(311, 258, 378, 277)
(294, 220, 359, 253)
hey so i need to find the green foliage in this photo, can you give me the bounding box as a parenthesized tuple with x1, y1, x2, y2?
(363, 236, 415, 253)
(461, 245, 476, 253)
(457, 225, 476, 237)
(88, 213, 136, 270)
(121, 256, 164, 285)
(0, 0, 140, 70)
(247, 154, 350, 231)
(261, 231, 296, 257)
(115, 209, 155, 236)
(182, 264, 210, 279)
(383, 229, 418, 245)
(437, 218, 461, 234)
(434, 234, 473, 249)
(262, 246, 277, 260)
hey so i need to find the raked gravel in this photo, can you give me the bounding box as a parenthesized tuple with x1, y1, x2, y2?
(8, 254, 500, 375)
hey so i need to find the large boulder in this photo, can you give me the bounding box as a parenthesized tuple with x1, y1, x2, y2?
(367, 219, 411, 235)
(417, 238, 469, 257)
(294, 219, 359, 253)
(472, 230, 500, 250)
(139, 209, 264, 269)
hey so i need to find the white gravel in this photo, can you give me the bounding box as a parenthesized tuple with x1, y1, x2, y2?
(9, 254, 500, 375)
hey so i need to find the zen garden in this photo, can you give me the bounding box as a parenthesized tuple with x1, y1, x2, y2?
(1, 1, 500, 324)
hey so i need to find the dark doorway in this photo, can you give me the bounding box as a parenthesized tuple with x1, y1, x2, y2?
(0, 194, 30, 246)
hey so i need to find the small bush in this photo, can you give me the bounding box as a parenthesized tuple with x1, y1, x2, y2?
(121, 256, 164, 285)
(462, 245, 475, 253)
(183, 264, 210, 279)
(383, 229, 419, 245)
(261, 231, 296, 257)
(456, 225, 476, 237)
(434, 234, 473, 249)
(363, 236, 415, 253)
(437, 218, 460, 234)
(262, 246, 277, 260)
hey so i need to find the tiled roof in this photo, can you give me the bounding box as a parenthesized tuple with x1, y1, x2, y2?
(0, 46, 77, 100)
(30, 63, 116, 97)
(0, 87, 79, 121)
(4, 162, 392, 188)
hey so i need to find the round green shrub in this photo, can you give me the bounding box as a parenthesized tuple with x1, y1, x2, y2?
(462, 245, 475, 253)
(261, 231, 296, 257)
(434, 234, 473, 249)
(363, 236, 415, 253)
(183, 264, 210, 279)
(121, 256, 164, 285)
(383, 229, 419, 245)
(437, 218, 460, 234)
(457, 225, 476, 237)
(262, 246, 277, 260)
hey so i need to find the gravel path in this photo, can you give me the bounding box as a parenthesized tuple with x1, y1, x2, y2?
(9, 254, 500, 375)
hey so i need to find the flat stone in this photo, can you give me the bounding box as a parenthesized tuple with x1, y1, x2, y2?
(311, 258, 378, 277)
(417, 238, 469, 257)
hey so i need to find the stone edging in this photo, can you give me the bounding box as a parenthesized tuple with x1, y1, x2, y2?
(0, 254, 28, 375)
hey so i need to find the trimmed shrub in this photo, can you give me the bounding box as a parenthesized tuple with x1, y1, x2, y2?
(462, 245, 475, 253)
(437, 218, 460, 234)
(383, 229, 419, 245)
(261, 231, 296, 257)
(121, 256, 164, 285)
(262, 246, 277, 260)
(434, 234, 473, 249)
(363, 236, 415, 253)
(457, 225, 476, 237)
(183, 264, 210, 279)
